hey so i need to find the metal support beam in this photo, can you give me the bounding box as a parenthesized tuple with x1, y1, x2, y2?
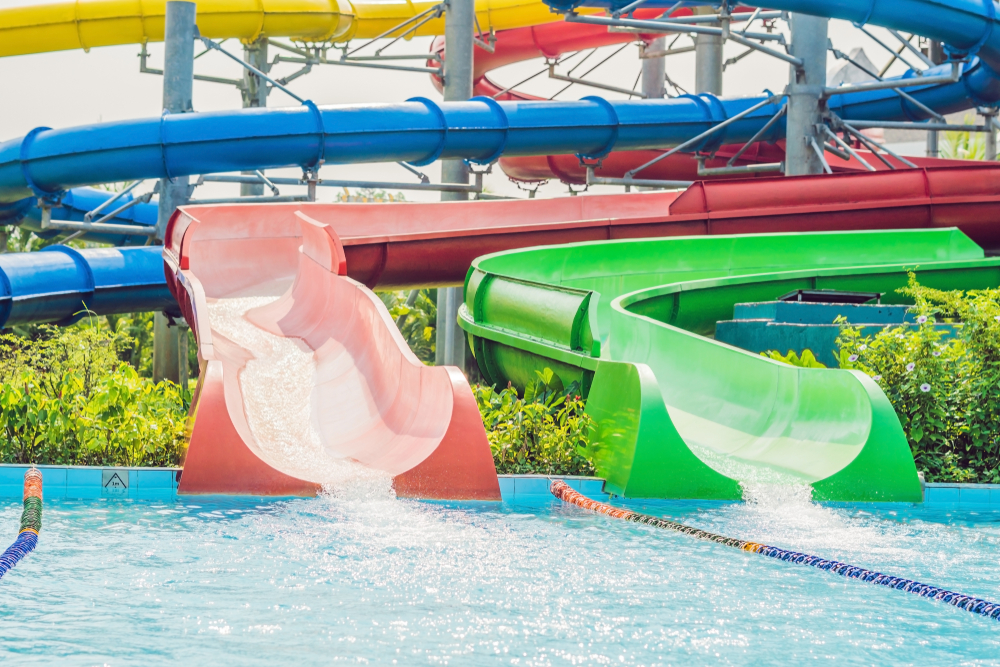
(784, 13, 828, 176)
(436, 0, 474, 372)
(693, 6, 722, 95)
(154, 0, 195, 384)
(927, 40, 944, 157)
(241, 38, 269, 196)
(641, 36, 666, 98)
(985, 108, 998, 161)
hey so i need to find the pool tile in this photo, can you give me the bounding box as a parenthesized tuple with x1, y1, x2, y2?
(960, 488, 991, 507)
(513, 477, 551, 497)
(498, 477, 515, 501)
(42, 467, 67, 490)
(578, 480, 606, 497)
(137, 471, 174, 489)
(66, 469, 102, 488)
(0, 485, 22, 499)
(0, 467, 28, 485)
(925, 486, 960, 505)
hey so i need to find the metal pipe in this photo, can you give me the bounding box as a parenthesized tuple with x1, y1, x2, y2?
(41, 218, 157, 236)
(627, 94, 786, 178)
(697, 161, 783, 176)
(586, 168, 692, 189)
(727, 106, 786, 166)
(926, 40, 945, 157)
(564, 13, 783, 42)
(154, 0, 195, 385)
(838, 120, 918, 168)
(843, 120, 992, 132)
(437, 0, 474, 371)
(201, 174, 480, 193)
(785, 13, 828, 176)
(241, 38, 269, 197)
(823, 126, 875, 171)
(641, 36, 667, 98)
(84, 179, 144, 221)
(824, 63, 960, 97)
(693, 6, 722, 96)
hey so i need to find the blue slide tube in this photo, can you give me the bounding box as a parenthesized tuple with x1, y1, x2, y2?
(0, 188, 157, 246)
(0, 246, 175, 327)
(0, 58, 997, 207)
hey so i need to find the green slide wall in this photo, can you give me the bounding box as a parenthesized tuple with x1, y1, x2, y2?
(459, 229, 1000, 501)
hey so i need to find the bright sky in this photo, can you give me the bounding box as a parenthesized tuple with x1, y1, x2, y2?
(0, 3, 923, 201)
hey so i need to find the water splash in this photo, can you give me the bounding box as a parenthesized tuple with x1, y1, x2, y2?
(206, 296, 394, 498)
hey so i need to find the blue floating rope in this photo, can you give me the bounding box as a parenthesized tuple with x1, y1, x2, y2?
(550, 480, 1000, 622)
(0, 468, 42, 582)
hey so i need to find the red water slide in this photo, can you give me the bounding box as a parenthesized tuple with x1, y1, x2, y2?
(163, 164, 1000, 498)
(430, 13, 965, 184)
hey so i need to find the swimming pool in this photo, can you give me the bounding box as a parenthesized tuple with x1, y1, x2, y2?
(2, 483, 998, 665)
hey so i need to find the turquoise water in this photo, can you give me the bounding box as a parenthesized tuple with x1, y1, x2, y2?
(1, 486, 999, 665)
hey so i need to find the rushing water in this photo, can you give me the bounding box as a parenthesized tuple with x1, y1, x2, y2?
(206, 296, 393, 492)
(0, 488, 997, 665)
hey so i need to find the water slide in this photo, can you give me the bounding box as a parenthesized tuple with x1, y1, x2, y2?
(430, 5, 984, 183)
(2, 0, 1000, 498)
(459, 228, 1000, 501)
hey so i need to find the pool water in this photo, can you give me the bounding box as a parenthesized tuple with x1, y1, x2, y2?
(2, 483, 999, 665)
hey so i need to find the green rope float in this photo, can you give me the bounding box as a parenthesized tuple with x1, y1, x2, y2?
(550, 480, 1000, 622)
(0, 468, 42, 580)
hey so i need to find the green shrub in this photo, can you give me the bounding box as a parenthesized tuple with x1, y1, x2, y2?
(0, 321, 189, 467)
(761, 349, 826, 368)
(473, 368, 595, 476)
(836, 273, 1000, 483)
(379, 289, 436, 365)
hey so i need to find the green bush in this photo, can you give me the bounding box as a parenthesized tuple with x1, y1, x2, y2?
(379, 289, 436, 365)
(836, 274, 1000, 483)
(0, 321, 189, 467)
(761, 349, 826, 368)
(473, 368, 595, 476)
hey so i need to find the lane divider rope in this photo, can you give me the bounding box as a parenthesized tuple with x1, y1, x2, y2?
(550, 480, 1000, 622)
(0, 468, 42, 581)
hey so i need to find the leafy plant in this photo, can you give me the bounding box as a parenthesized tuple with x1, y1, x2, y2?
(836, 273, 1000, 483)
(762, 349, 827, 368)
(0, 320, 189, 466)
(379, 289, 436, 365)
(941, 114, 987, 161)
(473, 368, 595, 476)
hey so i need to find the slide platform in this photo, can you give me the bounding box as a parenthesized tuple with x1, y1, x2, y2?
(459, 228, 1000, 501)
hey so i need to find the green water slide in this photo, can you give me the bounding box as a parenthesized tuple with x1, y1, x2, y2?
(459, 229, 1000, 502)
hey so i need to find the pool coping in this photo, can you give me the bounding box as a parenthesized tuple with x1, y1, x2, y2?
(0, 465, 992, 508)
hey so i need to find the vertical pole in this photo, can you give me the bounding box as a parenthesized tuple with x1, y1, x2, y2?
(153, 0, 195, 384)
(985, 110, 998, 161)
(241, 38, 269, 196)
(641, 37, 666, 98)
(926, 41, 944, 158)
(784, 13, 829, 176)
(693, 6, 723, 96)
(435, 0, 474, 371)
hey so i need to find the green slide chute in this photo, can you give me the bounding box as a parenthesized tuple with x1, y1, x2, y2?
(459, 229, 1000, 502)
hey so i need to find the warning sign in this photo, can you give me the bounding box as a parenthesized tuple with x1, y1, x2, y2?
(102, 470, 128, 490)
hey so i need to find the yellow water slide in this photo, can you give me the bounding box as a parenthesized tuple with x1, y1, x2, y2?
(0, 0, 565, 57)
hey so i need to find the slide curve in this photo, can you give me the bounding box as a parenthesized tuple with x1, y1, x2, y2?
(459, 226, 1000, 501)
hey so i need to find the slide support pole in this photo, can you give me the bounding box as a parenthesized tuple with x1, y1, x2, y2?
(154, 0, 195, 384)
(241, 38, 270, 197)
(694, 6, 723, 95)
(926, 40, 944, 157)
(784, 13, 828, 176)
(642, 37, 667, 98)
(436, 0, 474, 372)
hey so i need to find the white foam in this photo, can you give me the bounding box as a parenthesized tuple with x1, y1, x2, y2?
(207, 296, 394, 499)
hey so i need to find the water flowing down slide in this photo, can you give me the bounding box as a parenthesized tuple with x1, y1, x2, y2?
(459, 228, 1000, 502)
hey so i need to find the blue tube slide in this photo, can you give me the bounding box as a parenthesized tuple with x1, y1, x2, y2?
(548, 0, 1000, 100)
(0, 187, 157, 246)
(0, 60, 995, 208)
(0, 246, 175, 327)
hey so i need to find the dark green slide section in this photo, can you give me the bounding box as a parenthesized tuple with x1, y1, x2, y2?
(459, 229, 1000, 502)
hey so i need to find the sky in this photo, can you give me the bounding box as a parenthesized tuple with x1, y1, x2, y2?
(0, 2, 927, 202)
